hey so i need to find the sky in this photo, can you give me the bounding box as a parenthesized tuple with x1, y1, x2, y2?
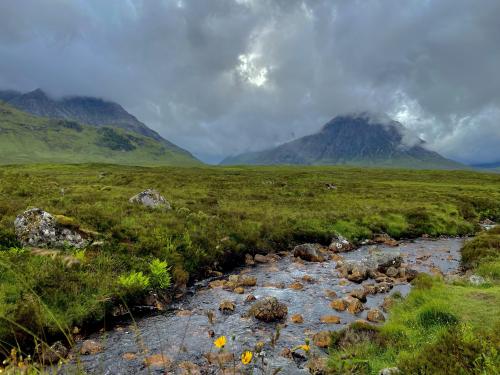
(1, 0, 499, 165)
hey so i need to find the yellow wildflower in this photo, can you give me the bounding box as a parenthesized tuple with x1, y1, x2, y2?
(214, 335, 227, 349)
(299, 344, 310, 352)
(241, 350, 253, 365)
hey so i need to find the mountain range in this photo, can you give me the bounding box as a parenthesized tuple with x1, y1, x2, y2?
(221, 113, 463, 169)
(0, 89, 199, 166)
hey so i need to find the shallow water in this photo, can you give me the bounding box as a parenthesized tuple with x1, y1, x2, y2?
(75, 237, 464, 374)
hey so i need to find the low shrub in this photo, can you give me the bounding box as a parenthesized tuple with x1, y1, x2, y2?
(411, 273, 435, 289)
(417, 306, 459, 328)
(149, 258, 171, 289)
(461, 227, 500, 269)
(117, 271, 150, 296)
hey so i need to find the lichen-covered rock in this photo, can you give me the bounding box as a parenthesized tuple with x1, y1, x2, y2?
(293, 243, 324, 262)
(291, 313, 304, 323)
(329, 234, 354, 252)
(379, 367, 400, 375)
(330, 298, 347, 311)
(14, 208, 87, 249)
(320, 315, 341, 324)
(349, 288, 368, 302)
(129, 189, 171, 209)
(385, 266, 399, 278)
(367, 308, 385, 322)
(248, 296, 288, 322)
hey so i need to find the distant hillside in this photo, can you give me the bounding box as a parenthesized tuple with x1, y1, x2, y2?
(0, 102, 199, 166)
(1, 88, 195, 158)
(221, 113, 464, 169)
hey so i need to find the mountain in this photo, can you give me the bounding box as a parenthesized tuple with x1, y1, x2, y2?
(0, 102, 199, 166)
(471, 161, 500, 172)
(221, 113, 463, 169)
(1, 88, 194, 157)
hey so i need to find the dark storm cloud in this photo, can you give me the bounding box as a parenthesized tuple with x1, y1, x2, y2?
(0, 0, 499, 164)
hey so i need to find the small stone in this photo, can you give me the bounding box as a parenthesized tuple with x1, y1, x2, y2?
(178, 361, 202, 375)
(80, 340, 103, 355)
(330, 298, 347, 311)
(302, 275, 315, 283)
(379, 367, 400, 375)
(291, 313, 304, 323)
(325, 289, 337, 298)
(209, 280, 226, 288)
(245, 254, 255, 266)
(329, 234, 354, 252)
(280, 348, 293, 358)
(234, 287, 245, 294)
(385, 266, 398, 278)
(176, 310, 192, 317)
(363, 284, 377, 295)
(381, 296, 395, 312)
(245, 294, 256, 302)
(313, 331, 332, 348)
(367, 308, 385, 323)
(144, 354, 172, 368)
(469, 275, 486, 285)
(204, 352, 234, 364)
(320, 315, 341, 324)
(375, 282, 393, 293)
(122, 352, 136, 360)
(289, 281, 304, 290)
(254, 254, 269, 263)
(238, 275, 257, 287)
(219, 300, 236, 314)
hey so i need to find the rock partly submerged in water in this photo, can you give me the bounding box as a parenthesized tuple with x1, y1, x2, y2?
(14, 208, 88, 249)
(329, 234, 354, 252)
(248, 296, 288, 322)
(129, 189, 171, 209)
(293, 243, 324, 262)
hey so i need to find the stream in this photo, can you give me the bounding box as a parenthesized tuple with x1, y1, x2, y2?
(72, 237, 464, 374)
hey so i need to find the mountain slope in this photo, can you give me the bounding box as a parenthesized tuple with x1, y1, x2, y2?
(0, 102, 199, 166)
(1, 89, 194, 158)
(221, 113, 463, 169)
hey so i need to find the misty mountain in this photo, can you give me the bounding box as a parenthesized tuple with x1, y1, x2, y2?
(1, 88, 193, 158)
(221, 113, 463, 169)
(0, 102, 199, 166)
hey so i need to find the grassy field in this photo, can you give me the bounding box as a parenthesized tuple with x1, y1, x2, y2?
(0, 164, 499, 362)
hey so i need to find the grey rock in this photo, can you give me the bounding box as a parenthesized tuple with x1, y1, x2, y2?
(379, 368, 400, 375)
(14, 208, 87, 249)
(293, 243, 323, 262)
(129, 189, 171, 209)
(469, 275, 486, 286)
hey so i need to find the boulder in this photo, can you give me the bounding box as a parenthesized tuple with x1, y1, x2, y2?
(129, 189, 171, 209)
(329, 234, 354, 253)
(367, 308, 385, 323)
(14, 208, 87, 249)
(293, 243, 324, 262)
(373, 233, 399, 246)
(245, 254, 255, 266)
(248, 296, 288, 322)
(245, 294, 256, 302)
(347, 264, 368, 283)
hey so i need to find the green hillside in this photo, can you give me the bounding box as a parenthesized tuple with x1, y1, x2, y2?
(0, 102, 199, 166)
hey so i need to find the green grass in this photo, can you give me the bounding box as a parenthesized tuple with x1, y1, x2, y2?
(0, 102, 199, 166)
(0, 163, 499, 360)
(328, 227, 500, 374)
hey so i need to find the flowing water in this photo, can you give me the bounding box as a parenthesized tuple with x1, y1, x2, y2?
(74, 237, 464, 374)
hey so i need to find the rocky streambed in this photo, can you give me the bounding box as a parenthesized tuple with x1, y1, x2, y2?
(71, 237, 464, 374)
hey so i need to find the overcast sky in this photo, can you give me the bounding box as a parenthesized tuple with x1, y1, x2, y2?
(1, 0, 499, 164)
